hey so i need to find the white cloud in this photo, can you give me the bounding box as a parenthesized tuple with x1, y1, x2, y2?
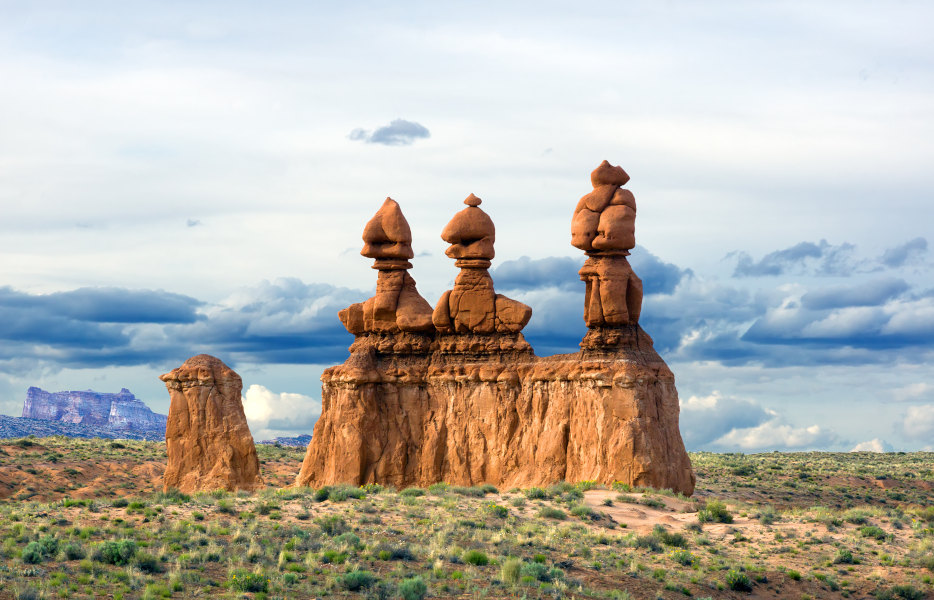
(679, 391, 773, 449)
(891, 382, 934, 403)
(850, 438, 893, 453)
(713, 420, 837, 451)
(900, 404, 934, 440)
(242, 384, 320, 441)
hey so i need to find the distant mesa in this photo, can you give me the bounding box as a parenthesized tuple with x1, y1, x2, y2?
(258, 434, 312, 448)
(298, 162, 695, 495)
(160, 354, 263, 493)
(21, 387, 166, 437)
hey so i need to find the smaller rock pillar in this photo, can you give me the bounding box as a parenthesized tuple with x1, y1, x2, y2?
(160, 354, 262, 493)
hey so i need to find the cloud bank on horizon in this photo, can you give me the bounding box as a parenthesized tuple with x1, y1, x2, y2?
(1, 2, 933, 452)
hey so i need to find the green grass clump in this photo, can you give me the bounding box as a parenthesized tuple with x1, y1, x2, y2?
(725, 569, 752, 591)
(228, 568, 269, 592)
(538, 507, 566, 520)
(94, 540, 137, 565)
(462, 549, 489, 566)
(337, 569, 377, 591)
(698, 499, 733, 524)
(399, 575, 427, 600)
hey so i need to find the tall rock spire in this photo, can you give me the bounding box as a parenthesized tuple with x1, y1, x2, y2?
(572, 160, 644, 348)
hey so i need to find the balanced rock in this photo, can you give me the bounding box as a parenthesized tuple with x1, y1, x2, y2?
(432, 194, 532, 337)
(160, 355, 262, 493)
(297, 169, 694, 496)
(339, 198, 434, 341)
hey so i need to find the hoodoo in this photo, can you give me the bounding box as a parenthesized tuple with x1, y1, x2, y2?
(297, 164, 695, 495)
(160, 354, 263, 493)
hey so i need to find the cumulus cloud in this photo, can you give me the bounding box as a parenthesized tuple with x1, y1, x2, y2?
(730, 240, 855, 277)
(880, 237, 927, 268)
(713, 420, 837, 451)
(899, 404, 934, 440)
(348, 119, 430, 146)
(679, 391, 772, 449)
(242, 384, 321, 440)
(850, 438, 894, 452)
(801, 277, 909, 310)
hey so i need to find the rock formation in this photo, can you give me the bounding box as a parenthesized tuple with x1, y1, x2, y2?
(160, 354, 262, 493)
(298, 167, 694, 495)
(572, 160, 643, 348)
(22, 387, 167, 434)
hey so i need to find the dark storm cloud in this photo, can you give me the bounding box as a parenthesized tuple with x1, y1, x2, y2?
(730, 240, 856, 277)
(348, 119, 430, 146)
(0, 286, 201, 324)
(880, 237, 928, 268)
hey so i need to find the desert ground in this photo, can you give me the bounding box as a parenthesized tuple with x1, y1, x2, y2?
(0, 437, 931, 599)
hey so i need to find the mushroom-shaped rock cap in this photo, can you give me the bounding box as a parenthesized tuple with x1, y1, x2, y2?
(361, 197, 415, 261)
(591, 160, 630, 188)
(159, 354, 241, 388)
(441, 194, 495, 244)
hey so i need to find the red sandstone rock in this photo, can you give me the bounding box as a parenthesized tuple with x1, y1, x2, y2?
(297, 163, 693, 495)
(339, 199, 434, 335)
(160, 355, 262, 493)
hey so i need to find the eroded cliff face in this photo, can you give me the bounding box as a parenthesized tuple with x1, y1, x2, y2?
(298, 166, 695, 494)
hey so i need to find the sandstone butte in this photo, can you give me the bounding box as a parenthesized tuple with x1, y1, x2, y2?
(298, 163, 695, 495)
(160, 354, 263, 493)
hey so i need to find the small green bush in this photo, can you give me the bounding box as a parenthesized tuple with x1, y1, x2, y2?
(698, 500, 733, 524)
(538, 507, 566, 520)
(501, 557, 521, 585)
(725, 569, 752, 592)
(399, 575, 427, 600)
(484, 502, 509, 518)
(859, 525, 887, 541)
(834, 548, 856, 564)
(525, 487, 548, 500)
(62, 542, 85, 560)
(338, 569, 377, 591)
(315, 515, 348, 536)
(229, 568, 269, 593)
(462, 549, 489, 566)
(875, 585, 925, 600)
(94, 540, 138, 565)
(399, 487, 426, 497)
(136, 552, 164, 573)
(21, 542, 44, 565)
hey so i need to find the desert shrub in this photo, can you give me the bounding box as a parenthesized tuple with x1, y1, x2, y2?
(21, 542, 44, 564)
(521, 561, 562, 582)
(480, 483, 498, 494)
(154, 488, 190, 504)
(639, 496, 665, 509)
(843, 508, 871, 525)
(632, 535, 662, 552)
(361, 483, 383, 494)
(670, 549, 694, 566)
(328, 484, 365, 501)
(14, 586, 40, 600)
(653, 525, 687, 547)
(398, 575, 427, 600)
(484, 502, 509, 518)
(834, 548, 856, 564)
(731, 464, 755, 477)
(875, 585, 925, 600)
(315, 515, 348, 536)
(611, 481, 633, 492)
(451, 486, 486, 497)
(859, 525, 887, 541)
(215, 499, 235, 514)
(334, 532, 361, 550)
(374, 542, 414, 561)
(136, 552, 164, 573)
(94, 540, 138, 565)
(501, 557, 521, 585)
(525, 487, 548, 500)
(570, 505, 594, 519)
(112, 498, 129, 508)
(62, 542, 85, 560)
(787, 570, 801, 581)
(337, 569, 377, 591)
(399, 487, 426, 497)
(538, 506, 566, 520)
(725, 569, 752, 592)
(427, 482, 449, 495)
(320, 549, 347, 564)
(229, 568, 269, 593)
(462, 549, 489, 566)
(698, 500, 733, 524)
(313, 486, 332, 501)
(758, 505, 778, 525)
(141, 583, 171, 599)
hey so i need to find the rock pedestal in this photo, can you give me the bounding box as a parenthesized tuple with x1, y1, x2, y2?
(160, 354, 263, 493)
(297, 167, 695, 495)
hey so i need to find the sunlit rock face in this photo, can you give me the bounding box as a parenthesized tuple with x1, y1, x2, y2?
(160, 354, 263, 493)
(22, 387, 167, 433)
(297, 164, 695, 496)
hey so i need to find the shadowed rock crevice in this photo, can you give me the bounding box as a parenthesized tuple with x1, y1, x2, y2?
(298, 162, 695, 495)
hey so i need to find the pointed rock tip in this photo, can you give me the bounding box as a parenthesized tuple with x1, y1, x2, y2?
(464, 193, 482, 207)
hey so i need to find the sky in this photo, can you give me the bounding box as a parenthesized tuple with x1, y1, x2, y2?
(1, 1, 932, 451)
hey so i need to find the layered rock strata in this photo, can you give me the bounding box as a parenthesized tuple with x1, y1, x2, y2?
(298, 167, 694, 495)
(160, 354, 262, 493)
(22, 387, 167, 433)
